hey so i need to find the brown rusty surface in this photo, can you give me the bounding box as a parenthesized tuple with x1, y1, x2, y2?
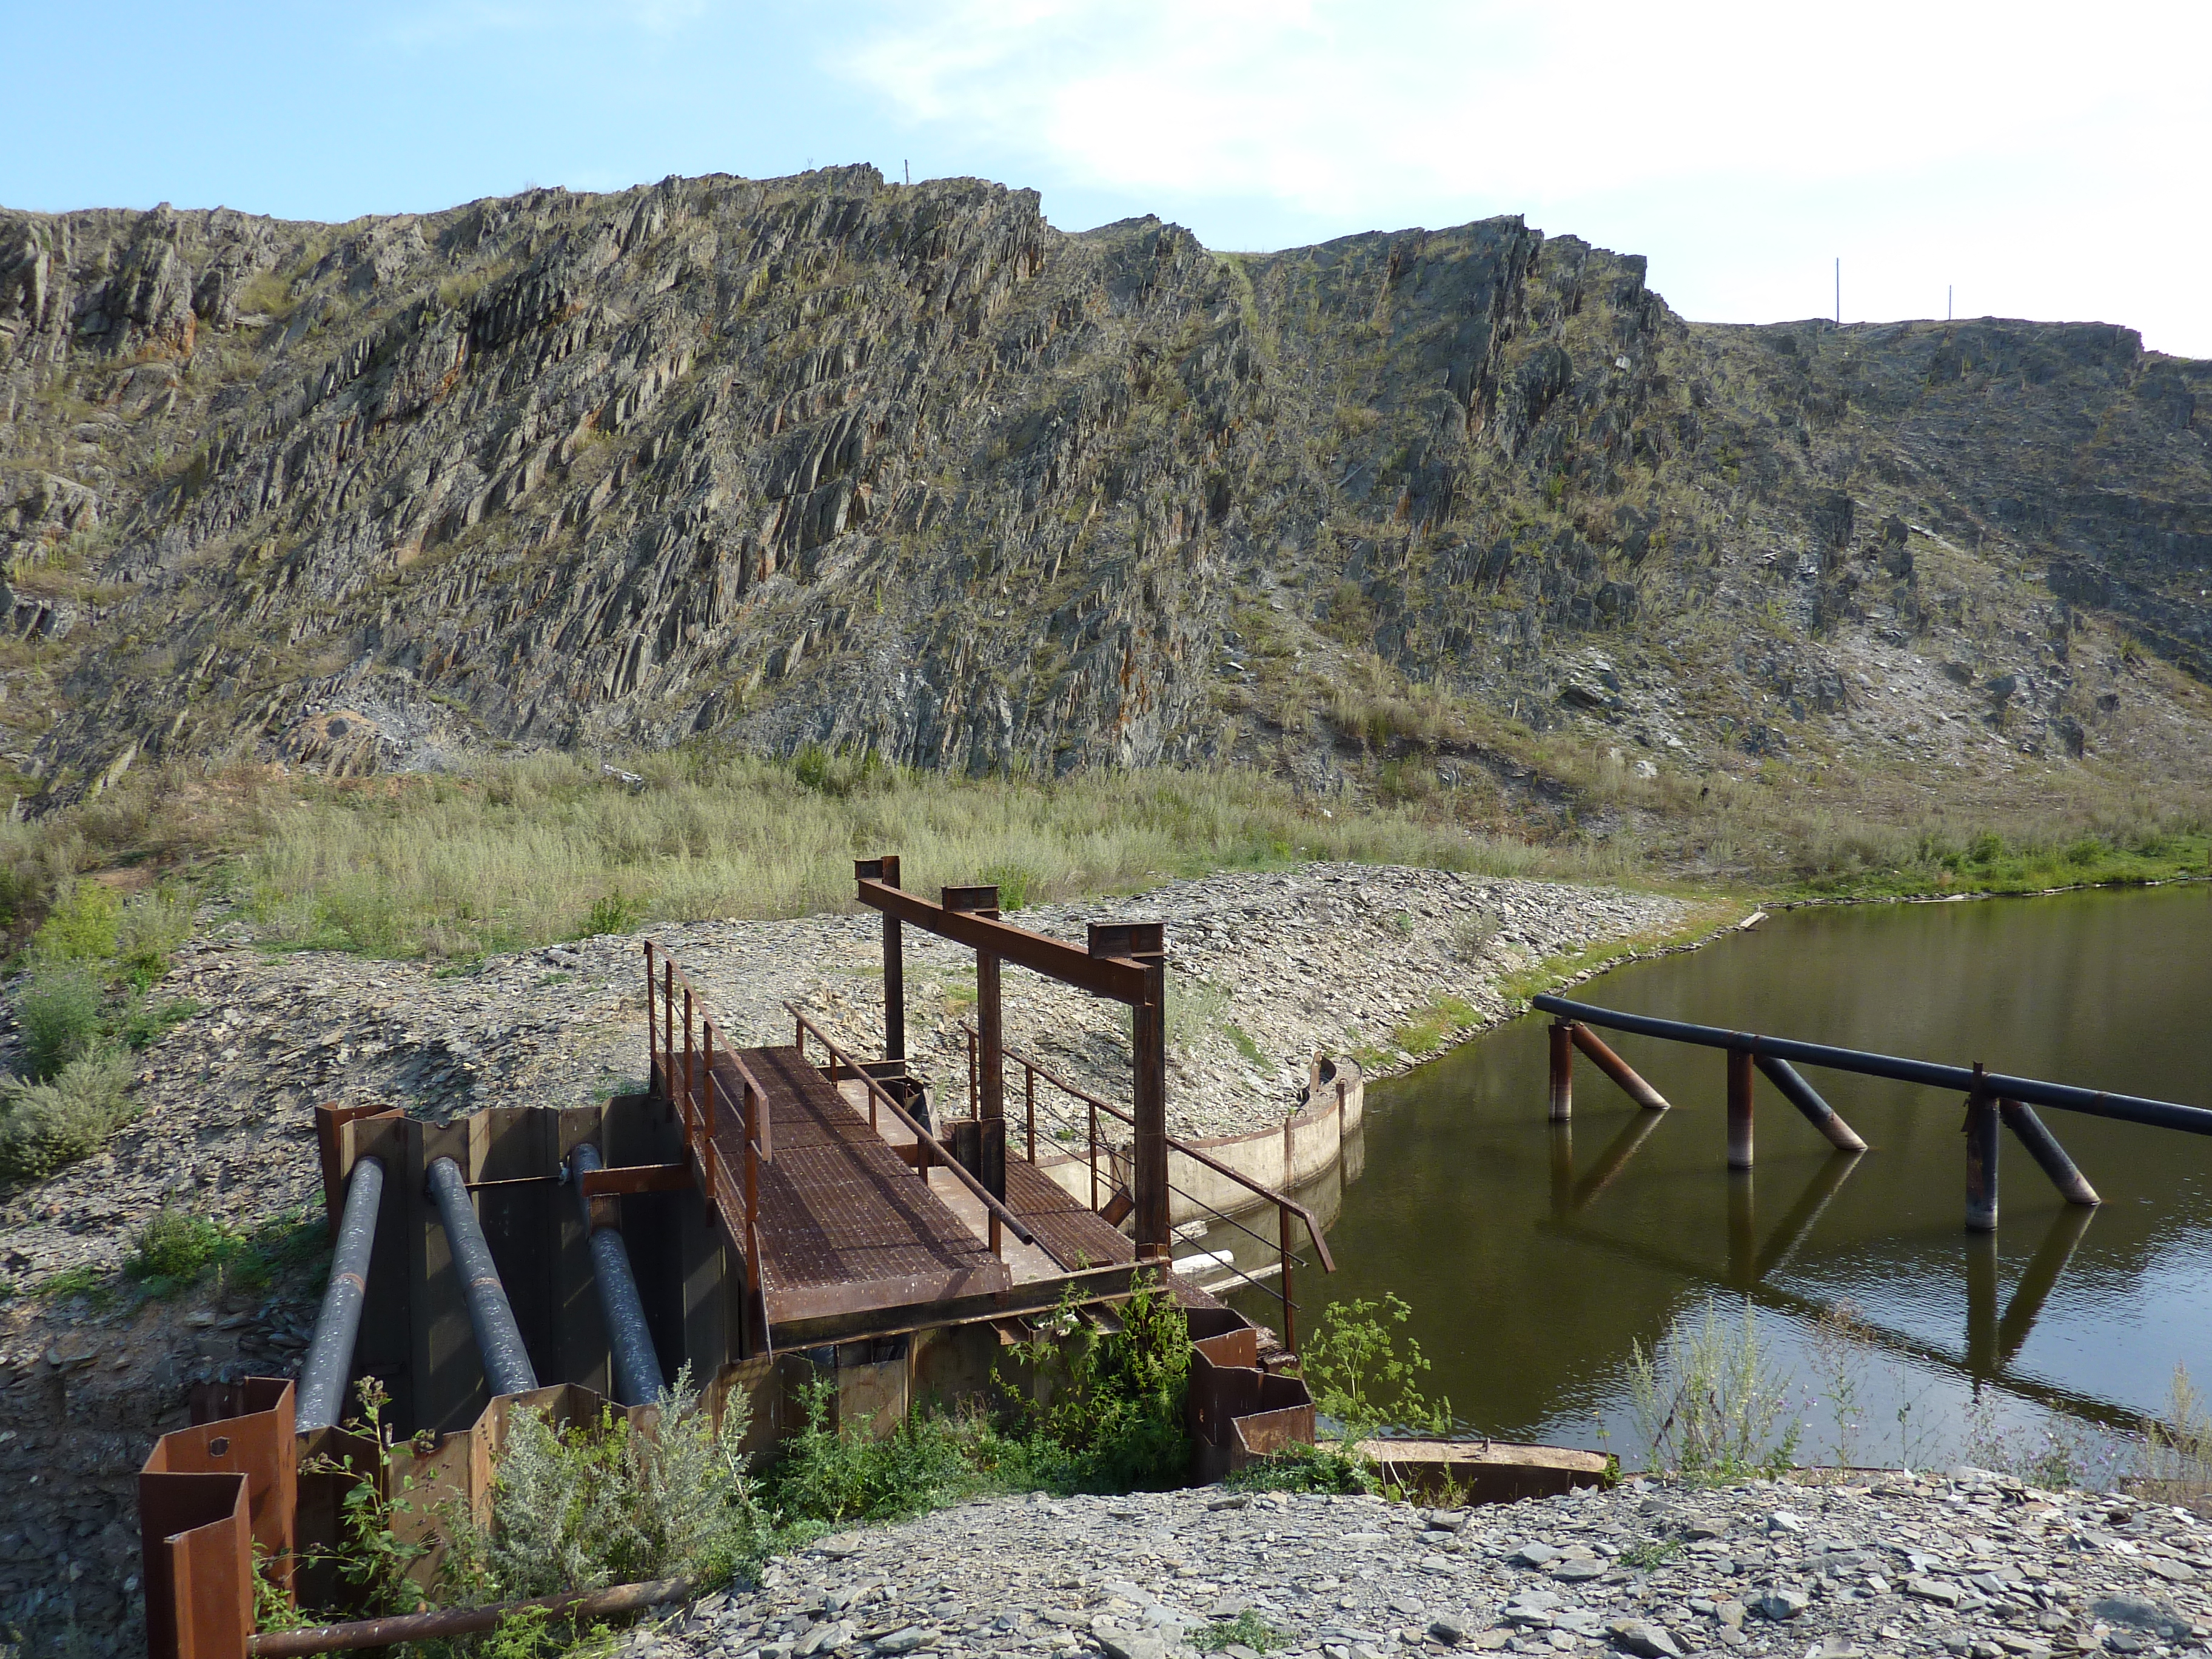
(709, 1045, 1011, 1331)
(1000, 1157, 1134, 1272)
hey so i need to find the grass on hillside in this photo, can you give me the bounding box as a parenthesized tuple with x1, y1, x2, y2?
(0, 743, 2200, 971)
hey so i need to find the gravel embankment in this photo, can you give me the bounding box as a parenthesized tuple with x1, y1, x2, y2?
(649, 1470, 2212, 1659)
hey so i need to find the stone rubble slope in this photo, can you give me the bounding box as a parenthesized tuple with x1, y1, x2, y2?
(654, 1469, 2212, 1659)
(0, 863, 1689, 1304)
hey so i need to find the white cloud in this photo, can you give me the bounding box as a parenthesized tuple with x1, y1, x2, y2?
(843, 0, 2212, 352)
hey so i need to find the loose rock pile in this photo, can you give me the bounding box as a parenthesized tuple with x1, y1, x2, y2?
(654, 1470, 2212, 1659)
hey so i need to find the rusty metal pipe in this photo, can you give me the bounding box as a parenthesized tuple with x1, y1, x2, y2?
(296, 1155, 384, 1432)
(1569, 1022, 1670, 1110)
(1965, 1087, 2000, 1233)
(1547, 1021, 1573, 1121)
(1755, 1054, 1868, 1152)
(248, 1575, 691, 1656)
(426, 1156, 540, 1398)
(1999, 1098, 2100, 1206)
(1727, 1048, 1755, 1169)
(569, 1143, 666, 1407)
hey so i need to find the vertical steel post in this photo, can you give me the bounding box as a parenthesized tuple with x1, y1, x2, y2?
(1965, 1067, 1999, 1233)
(683, 987, 695, 1132)
(878, 854, 905, 1065)
(1088, 1101, 1099, 1211)
(1026, 1066, 1036, 1164)
(1279, 1202, 1296, 1355)
(1547, 1022, 1573, 1121)
(1727, 1047, 1755, 1170)
(967, 1027, 977, 1118)
(1133, 955, 1170, 1262)
(644, 941, 657, 1088)
(662, 963, 674, 1098)
(703, 1020, 717, 1142)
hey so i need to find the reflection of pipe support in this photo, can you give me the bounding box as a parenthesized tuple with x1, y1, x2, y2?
(297, 1156, 384, 1432)
(1548, 1023, 1574, 1122)
(1996, 1202, 2096, 1369)
(1966, 1228, 2000, 1377)
(2000, 1099, 2100, 1206)
(1549, 1121, 1574, 1216)
(1755, 1055, 1868, 1152)
(571, 1144, 668, 1407)
(1752, 1148, 1863, 1281)
(1570, 1024, 1670, 1111)
(1727, 1170, 1755, 1288)
(1572, 1108, 1667, 1213)
(426, 1156, 540, 1399)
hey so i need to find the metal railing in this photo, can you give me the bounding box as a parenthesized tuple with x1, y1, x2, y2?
(643, 942, 773, 1350)
(964, 1025, 1335, 1350)
(792, 1003, 1056, 1266)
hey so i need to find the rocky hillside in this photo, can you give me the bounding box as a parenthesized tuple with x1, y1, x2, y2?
(1, 168, 2208, 807)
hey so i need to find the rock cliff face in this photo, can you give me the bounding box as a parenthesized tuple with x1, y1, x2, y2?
(1, 169, 2208, 803)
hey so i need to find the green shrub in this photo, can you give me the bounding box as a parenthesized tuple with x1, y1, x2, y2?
(16, 962, 104, 1080)
(452, 1366, 766, 1599)
(976, 861, 1044, 911)
(1004, 1273, 1192, 1491)
(769, 1371, 1001, 1528)
(32, 882, 121, 961)
(1626, 1295, 1800, 1482)
(126, 1208, 228, 1289)
(0, 1048, 136, 1180)
(1193, 1609, 1289, 1653)
(1301, 1293, 1452, 1439)
(115, 885, 193, 990)
(575, 890, 646, 939)
(1223, 1441, 1375, 1495)
(119, 996, 201, 1051)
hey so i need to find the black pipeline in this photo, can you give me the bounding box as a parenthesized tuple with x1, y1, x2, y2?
(426, 1156, 540, 1398)
(296, 1156, 384, 1433)
(570, 1143, 666, 1407)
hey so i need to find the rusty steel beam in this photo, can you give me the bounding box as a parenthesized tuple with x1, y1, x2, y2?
(249, 1576, 692, 1657)
(1547, 1022, 1572, 1121)
(1755, 1054, 1869, 1152)
(855, 876, 1149, 1003)
(859, 855, 908, 1064)
(2000, 1098, 2102, 1206)
(1567, 1022, 1669, 1111)
(1727, 1047, 1755, 1169)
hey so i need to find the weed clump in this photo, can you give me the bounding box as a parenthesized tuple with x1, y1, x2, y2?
(0, 1049, 137, 1181)
(16, 962, 104, 1080)
(1301, 1292, 1452, 1442)
(1626, 1295, 1800, 1483)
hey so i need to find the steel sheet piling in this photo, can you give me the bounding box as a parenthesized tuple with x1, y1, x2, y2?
(1547, 1022, 1573, 1121)
(425, 1156, 540, 1398)
(2000, 1098, 2101, 1206)
(1727, 1048, 1755, 1169)
(295, 1156, 384, 1433)
(1569, 1022, 1669, 1110)
(1755, 1054, 1868, 1152)
(569, 1144, 667, 1407)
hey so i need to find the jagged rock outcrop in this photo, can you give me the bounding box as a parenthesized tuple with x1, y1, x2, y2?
(0, 167, 2207, 803)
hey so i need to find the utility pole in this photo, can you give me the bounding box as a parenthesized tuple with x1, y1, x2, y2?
(904, 159, 910, 186)
(1948, 284, 1953, 321)
(1835, 258, 1840, 327)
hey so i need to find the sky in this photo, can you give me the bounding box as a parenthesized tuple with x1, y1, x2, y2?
(4, 0, 2206, 357)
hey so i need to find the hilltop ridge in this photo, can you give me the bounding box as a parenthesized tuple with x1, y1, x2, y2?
(2, 166, 2208, 821)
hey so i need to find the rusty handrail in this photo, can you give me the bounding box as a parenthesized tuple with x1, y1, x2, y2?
(986, 1032, 1336, 1275)
(786, 1003, 1056, 1263)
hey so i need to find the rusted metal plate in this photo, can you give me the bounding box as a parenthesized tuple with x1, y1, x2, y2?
(770, 1261, 1143, 1350)
(141, 1470, 252, 1659)
(1000, 1158, 1134, 1270)
(578, 1162, 695, 1198)
(148, 1378, 297, 1599)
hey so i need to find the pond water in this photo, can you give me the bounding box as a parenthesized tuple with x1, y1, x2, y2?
(1231, 882, 2212, 1475)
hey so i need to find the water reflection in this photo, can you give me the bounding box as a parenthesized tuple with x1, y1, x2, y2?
(1230, 882, 2212, 1464)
